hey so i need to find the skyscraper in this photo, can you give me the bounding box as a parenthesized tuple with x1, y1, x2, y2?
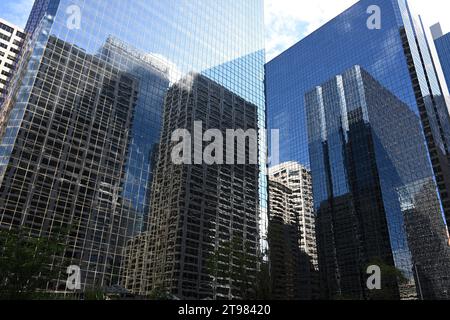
(0, 18, 26, 106)
(0, 34, 170, 290)
(266, 0, 450, 232)
(268, 162, 318, 299)
(123, 73, 260, 300)
(306, 65, 450, 300)
(0, 0, 266, 292)
(431, 23, 450, 91)
(268, 179, 299, 300)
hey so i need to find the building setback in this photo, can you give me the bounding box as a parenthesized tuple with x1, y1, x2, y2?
(268, 162, 319, 299)
(306, 65, 450, 300)
(122, 73, 260, 300)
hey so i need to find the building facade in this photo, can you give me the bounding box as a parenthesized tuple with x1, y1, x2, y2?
(0, 18, 26, 106)
(0, 0, 266, 292)
(306, 65, 450, 300)
(266, 0, 450, 232)
(268, 162, 318, 299)
(268, 180, 299, 300)
(122, 73, 260, 300)
(266, 0, 450, 299)
(431, 23, 450, 93)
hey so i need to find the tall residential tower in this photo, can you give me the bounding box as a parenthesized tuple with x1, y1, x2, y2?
(268, 162, 318, 299)
(123, 74, 260, 300)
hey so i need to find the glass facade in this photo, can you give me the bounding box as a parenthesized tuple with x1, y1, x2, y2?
(0, 0, 266, 292)
(266, 0, 450, 299)
(434, 31, 450, 94)
(268, 163, 319, 300)
(306, 65, 450, 299)
(266, 0, 450, 228)
(123, 73, 261, 299)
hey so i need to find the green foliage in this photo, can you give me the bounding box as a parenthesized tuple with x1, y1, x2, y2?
(207, 236, 272, 300)
(147, 286, 172, 300)
(84, 287, 105, 300)
(0, 227, 69, 300)
(365, 258, 407, 300)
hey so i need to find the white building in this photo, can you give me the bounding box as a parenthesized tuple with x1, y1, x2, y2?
(0, 18, 25, 104)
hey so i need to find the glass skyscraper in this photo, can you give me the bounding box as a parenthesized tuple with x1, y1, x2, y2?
(266, 0, 450, 299)
(266, 0, 450, 230)
(306, 65, 450, 299)
(0, 0, 266, 293)
(431, 23, 450, 93)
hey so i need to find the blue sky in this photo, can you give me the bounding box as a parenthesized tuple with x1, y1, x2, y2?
(1, 0, 33, 28)
(1, 0, 450, 61)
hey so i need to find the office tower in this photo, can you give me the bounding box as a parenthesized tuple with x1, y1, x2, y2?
(24, 0, 60, 34)
(266, 0, 450, 299)
(0, 34, 170, 289)
(266, 0, 450, 233)
(0, 18, 26, 106)
(0, 0, 266, 292)
(306, 65, 450, 300)
(269, 162, 319, 299)
(122, 73, 260, 300)
(431, 23, 450, 90)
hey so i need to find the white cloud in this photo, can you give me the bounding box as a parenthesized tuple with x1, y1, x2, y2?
(265, 0, 450, 62)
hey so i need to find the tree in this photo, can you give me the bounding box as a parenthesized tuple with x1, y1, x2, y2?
(364, 258, 408, 300)
(207, 236, 272, 300)
(0, 227, 69, 300)
(147, 285, 173, 300)
(84, 287, 105, 300)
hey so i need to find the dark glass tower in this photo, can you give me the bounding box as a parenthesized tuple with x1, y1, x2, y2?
(266, 0, 450, 299)
(266, 0, 450, 232)
(306, 65, 450, 300)
(0, 0, 266, 292)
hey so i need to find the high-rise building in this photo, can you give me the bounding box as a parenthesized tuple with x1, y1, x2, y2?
(431, 23, 450, 91)
(0, 34, 170, 290)
(266, 0, 450, 299)
(122, 73, 260, 300)
(0, 0, 266, 292)
(268, 162, 319, 299)
(0, 18, 26, 106)
(268, 179, 299, 300)
(266, 0, 450, 233)
(306, 65, 450, 300)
